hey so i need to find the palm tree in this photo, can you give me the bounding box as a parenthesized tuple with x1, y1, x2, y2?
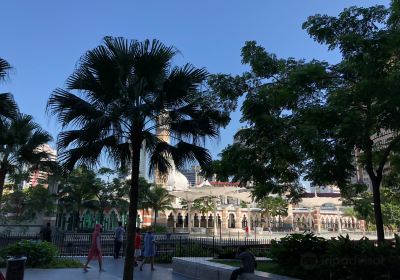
(0, 114, 53, 202)
(47, 37, 226, 280)
(259, 196, 288, 229)
(142, 185, 172, 228)
(57, 167, 101, 230)
(190, 197, 215, 216)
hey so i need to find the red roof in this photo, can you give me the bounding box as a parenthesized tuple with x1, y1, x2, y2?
(301, 192, 341, 198)
(209, 181, 240, 186)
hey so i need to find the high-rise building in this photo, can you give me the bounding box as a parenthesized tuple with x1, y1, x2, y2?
(351, 130, 396, 190)
(180, 165, 204, 187)
(28, 144, 57, 190)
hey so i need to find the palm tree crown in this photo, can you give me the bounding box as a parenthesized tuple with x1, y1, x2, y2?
(142, 185, 172, 227)
(0, 114, 53, 202)
(47, 37, 226, 280)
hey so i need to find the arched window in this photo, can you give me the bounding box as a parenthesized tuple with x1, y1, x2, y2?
(167, 213, 174, 227)
(208, 214, 214, 228)
(194, 213, 199, 227)
(177, 213, 183, 227)
(242, 215, 247, 228)
(110, 211, 117, 230)
(228, 214, 235, 228)
(200, 215, 207, 228)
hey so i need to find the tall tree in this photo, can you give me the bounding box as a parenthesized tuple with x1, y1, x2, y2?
(47, 37, 226, 280)
(301, 1, 400, 242)
(1, 186, 56, 223)
(57, 167, 100, 230)
(0, 114, 52, 202)
(210, 2, 400, 242)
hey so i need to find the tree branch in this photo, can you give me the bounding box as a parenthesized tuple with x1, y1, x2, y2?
(376, 133, 400, 181)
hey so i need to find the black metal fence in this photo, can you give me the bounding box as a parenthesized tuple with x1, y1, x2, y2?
(0, 232, 272, 262)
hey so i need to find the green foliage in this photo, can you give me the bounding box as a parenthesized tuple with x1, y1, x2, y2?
(0, 113, 53, 202)
(141, 185, 172, 227)
(39, 258, 83, 269)
(214, 247, 237, 259)
(210, 1, 400, 240)
(182, 197, 215, 216)
(269, 233, 400, 279)
(0, 240, 58, 268)
(57, 167, 101, 229)
(176, 243, 208, 258)
(269, 233, 327, 266)
(1, 186, 55, 223)
(48, 37, 227, 278)
(258, 196, 288, 220)
(141, 225, 167, 234)
(321, 235, 400, 280)
(342, 184, 400, 229)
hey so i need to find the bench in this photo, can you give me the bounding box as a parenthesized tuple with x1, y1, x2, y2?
(172, 257, 300, 280)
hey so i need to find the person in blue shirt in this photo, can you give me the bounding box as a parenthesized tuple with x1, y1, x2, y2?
(114, 222, 125, 259)
(139, 228, 156, 271)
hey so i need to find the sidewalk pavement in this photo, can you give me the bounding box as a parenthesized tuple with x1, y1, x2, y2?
(1, 257, 192, 280)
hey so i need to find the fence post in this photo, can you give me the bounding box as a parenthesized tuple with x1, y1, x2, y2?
(179, 236, 182, 256)
(212, 236, 215, 256)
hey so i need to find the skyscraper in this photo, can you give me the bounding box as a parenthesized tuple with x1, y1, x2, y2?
(180, 165, 204, 187)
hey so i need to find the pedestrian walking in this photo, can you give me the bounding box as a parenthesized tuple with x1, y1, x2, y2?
(40, 222, 52, 242)
(114, 221, 125, 259)
(139, 228, 156, 271)
(230, 246, 257, 280)
(134, 228, 142, 266)
(245, 225, 249, 238)
(83, 224, 105, 272)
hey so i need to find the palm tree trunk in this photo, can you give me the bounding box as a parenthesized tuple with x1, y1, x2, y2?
(153, 210, 157, 228)
(123, 140, 142, 280)
(0, 169, 6, 203)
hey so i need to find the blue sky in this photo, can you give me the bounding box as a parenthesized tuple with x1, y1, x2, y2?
(1, 0, 389, 159)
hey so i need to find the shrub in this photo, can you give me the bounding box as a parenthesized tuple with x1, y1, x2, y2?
(39, 258, 83, 268)
(0, 240, 58, 268)
(322, 235, 400, 280)
(269, 233, 400, 280)
(176, 243, 209, 257)
(215, 247, 238, 259)
(141, 225, 167, 234)
(268, 233, 327, 266)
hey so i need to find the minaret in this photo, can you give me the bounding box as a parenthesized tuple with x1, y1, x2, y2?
(155, 112, 170, 185)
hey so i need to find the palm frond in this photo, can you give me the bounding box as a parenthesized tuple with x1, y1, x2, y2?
(0, 93, 18, 120)
(0, 58, 11, 82)
(47, 89, 104, 128)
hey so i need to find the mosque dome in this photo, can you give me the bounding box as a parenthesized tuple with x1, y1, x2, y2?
(166, 170, 189, 191)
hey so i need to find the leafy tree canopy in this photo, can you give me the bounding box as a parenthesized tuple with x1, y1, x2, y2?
(209, 1, 400, 241)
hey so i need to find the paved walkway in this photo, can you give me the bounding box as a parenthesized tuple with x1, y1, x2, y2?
(1, 257, 192, 280)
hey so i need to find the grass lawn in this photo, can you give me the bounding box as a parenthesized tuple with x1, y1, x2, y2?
(210, 260, 303, 279)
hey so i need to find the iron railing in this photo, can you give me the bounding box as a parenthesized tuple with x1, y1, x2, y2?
(0, 232, 272, 262)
